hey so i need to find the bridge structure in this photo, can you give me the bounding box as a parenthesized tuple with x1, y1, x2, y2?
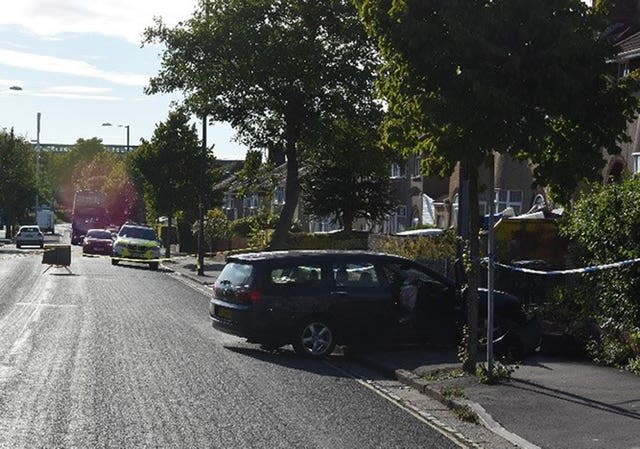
(38, 143, 139, 153)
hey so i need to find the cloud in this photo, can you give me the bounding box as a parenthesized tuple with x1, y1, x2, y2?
(0, 48, 149, 86)
(1, 0, 197, 44)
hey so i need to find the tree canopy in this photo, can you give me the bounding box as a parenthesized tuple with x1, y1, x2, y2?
(127, 109, 219, 228)
(143, 0, 380, 248)
(0, 129, 36, 235)
(356, 0, 640, 201)
(302, 114, 394, 232)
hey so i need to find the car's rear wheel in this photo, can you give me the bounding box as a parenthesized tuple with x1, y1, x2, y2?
(149, 262, 159, 271)
(293, 319, 336, 358)
(111, 258, 119, 266)
(16, 243, 21, 249)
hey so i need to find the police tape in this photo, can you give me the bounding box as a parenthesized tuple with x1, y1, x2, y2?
(495, 258, 640, 275)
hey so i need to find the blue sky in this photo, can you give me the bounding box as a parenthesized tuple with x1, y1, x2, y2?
(0, 0, 248, 160)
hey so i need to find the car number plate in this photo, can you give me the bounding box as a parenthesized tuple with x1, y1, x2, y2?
(216, 306, 233, 320)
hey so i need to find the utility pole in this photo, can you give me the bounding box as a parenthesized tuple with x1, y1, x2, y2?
(486, 154, 496, 375)
(35, 112, 41, 211)
(197, 115, 207, 276)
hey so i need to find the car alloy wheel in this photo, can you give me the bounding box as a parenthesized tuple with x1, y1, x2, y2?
(293, 320, 336, 358)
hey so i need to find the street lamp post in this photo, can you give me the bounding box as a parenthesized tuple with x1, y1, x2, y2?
(35, 112, 41, 211)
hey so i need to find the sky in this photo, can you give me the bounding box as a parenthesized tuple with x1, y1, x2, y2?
(0, 0, 248, 160)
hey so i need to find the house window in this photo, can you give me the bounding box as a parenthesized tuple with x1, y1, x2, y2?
(223, 194, 235, 210)
(243, 194, 260, 216)
(273, 186, 285, 205)
(633, 153, 640, 175)
(308, 215, 340, 233)
(495, 189, 523, 215)
(394, 205, 407, 233)
(390, 163, 404, 178)
(412, 157, 421, 178)
(223, 194, 237, 220)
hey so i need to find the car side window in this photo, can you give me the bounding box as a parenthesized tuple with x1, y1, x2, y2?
(333, 263, 381, 288)
(270, 264, 324, 286)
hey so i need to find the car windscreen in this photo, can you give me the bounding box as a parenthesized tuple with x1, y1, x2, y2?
(119, 227, 157, 240)
(216, 263, 253, 287)
(87, 230, 112, 239)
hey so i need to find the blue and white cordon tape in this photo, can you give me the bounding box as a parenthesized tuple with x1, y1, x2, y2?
(496, 257, 640, 275)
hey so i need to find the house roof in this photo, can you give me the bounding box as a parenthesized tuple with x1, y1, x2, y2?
(616, 29, 640, 58)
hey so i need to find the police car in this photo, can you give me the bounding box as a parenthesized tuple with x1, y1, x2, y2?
(111, 222, 162, 270)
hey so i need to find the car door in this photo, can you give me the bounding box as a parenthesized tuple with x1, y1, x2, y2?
(261, 261, 332, 332)
(328, 261, 395, 342)
(380, 261, 459, 346)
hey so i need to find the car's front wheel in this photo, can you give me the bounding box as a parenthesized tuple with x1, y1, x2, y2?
(479, 316, 523, 360)
(111, 258, 119, 266)
(149, 262, 159, 271)
(292, 319, 336, 358)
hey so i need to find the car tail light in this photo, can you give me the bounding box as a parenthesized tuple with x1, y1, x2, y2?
(237, 289, 262, 303)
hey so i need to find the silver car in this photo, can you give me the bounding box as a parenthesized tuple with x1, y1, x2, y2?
(15, 225, 44, 249)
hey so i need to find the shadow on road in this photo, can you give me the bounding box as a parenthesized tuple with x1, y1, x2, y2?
(224, 345, 389, 380)
(505, 378, 640, 420)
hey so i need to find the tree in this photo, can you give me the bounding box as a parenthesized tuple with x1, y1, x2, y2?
(143, 0, 379, 248)
(356, 0, 640, 371)
(194, 208, 231, 252)
(128, 109, 219, 257)
(45, 137, 108, 213)
(302, 114, 394, 233)
(0, 129, 36, 238)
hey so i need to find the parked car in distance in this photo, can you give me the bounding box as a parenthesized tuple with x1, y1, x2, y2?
(209, 250, 541, 359)
(15, 225, 44, 249)
(111, 222, 161, 270)
(82, 228, 114, 256)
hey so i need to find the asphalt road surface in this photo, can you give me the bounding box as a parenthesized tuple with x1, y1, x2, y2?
(0, 231, 471, 449)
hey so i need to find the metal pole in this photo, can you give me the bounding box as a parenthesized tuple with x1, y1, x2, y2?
(35, 112, 41, 211)
(125, 125, 130, 152)
(197, 115, 206, 276)
(487, 153, 496, 375)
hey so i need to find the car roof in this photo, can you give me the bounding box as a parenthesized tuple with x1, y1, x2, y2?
(227, 250, 409, 263)
(226, 250, 455, 286)
(19, 225, 40, 230)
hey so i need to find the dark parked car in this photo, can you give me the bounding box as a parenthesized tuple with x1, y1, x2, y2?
(82, 228, 114, 256)
(209, 250, 540, 358)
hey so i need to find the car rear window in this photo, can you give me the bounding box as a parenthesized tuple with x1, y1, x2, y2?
(87, 230, 112, 239)
(217, 263, 254, 287)
(21, 227, 39, 233)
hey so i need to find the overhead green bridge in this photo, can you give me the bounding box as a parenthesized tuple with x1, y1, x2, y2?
(38, 143, 139, 153)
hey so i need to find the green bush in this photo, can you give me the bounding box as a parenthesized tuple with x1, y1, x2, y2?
(376, 229, 458, 260)
(229, 211, 278, 238)
(286, 231, 369, 250)
(559, 177, 640, 371)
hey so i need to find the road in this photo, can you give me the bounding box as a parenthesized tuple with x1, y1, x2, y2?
(0, 225, 477, 449)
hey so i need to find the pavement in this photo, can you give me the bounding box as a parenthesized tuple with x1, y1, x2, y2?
(163, 252, 640, 449)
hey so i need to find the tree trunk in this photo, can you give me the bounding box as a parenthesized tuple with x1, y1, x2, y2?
(270, 138, 300, 250)
(462, 163, 481, 373)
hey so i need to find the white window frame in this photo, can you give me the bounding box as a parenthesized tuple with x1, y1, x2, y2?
(494, 189, 523, 215)
(633, 153, 640, 175)
(390, 163, 403, 179)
